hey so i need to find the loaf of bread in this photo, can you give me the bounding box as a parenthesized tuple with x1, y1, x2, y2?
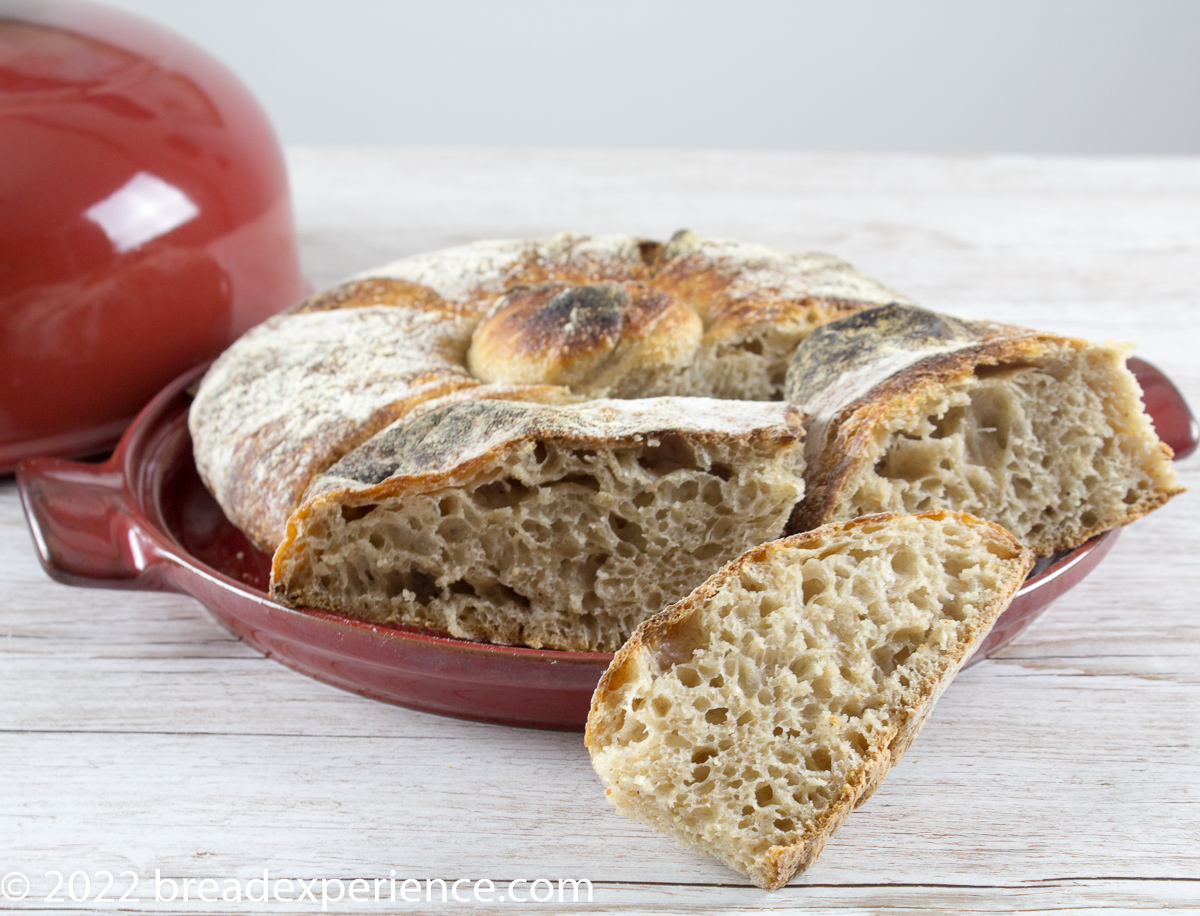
(785, 304, 1182, 555)
(585, 511, 1035, 889)
(190, 231, 906, 648)
(191, 231, 1178, 653)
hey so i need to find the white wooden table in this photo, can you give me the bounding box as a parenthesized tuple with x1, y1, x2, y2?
(3, 151, 1198, 915)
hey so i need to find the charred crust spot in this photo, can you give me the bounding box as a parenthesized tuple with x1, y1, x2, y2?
(836, 302, 975, 342)
(532, 283, 630, 351)
(322, 400, 552, 485)
(468, 282, 644, 386)
(474, 281, 629, 358)
(784, 303, 982, 405)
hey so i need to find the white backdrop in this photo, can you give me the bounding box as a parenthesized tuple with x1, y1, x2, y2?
(97, 0, 1200, 154)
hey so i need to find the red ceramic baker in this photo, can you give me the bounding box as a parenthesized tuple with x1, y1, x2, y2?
(0, 0, 308, 472)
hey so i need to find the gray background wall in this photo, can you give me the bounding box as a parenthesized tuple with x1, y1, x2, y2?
(99, 0, 1199, 153)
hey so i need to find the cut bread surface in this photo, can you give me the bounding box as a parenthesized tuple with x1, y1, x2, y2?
(271, 397, 806, 652)
(586, 511, 1034, 890)
(786, 305, 1181, 555)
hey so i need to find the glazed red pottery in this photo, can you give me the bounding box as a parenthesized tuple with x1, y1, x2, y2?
(0, 0, 308, 472)
(16, 358, 1196, 730)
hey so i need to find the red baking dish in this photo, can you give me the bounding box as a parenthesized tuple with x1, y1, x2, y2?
(16, 358, 1196, 730)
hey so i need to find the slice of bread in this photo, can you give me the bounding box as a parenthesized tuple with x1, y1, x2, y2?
(585, 511, 1034, 890)
(784, 304, 1182, 555)
(270, 397, 806, 652)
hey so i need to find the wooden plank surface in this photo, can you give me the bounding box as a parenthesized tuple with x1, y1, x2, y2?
(2, 151, 1198, 915)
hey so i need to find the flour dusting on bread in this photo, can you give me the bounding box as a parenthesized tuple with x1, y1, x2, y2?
(189, 235, 1180, 655)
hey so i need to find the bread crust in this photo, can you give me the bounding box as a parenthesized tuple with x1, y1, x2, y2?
(653, 230, 911, 341)
(282, 398, 803, 509)
(585, 510, 1035, 890)
(466, 281, 703, 395)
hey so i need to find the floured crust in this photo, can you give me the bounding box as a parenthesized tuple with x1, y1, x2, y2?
(357, 233, 655, 306)
(297, 396, 804, 500)
(188, 306, 480, 550)
(191, 231, 903, 551)
(650, 232, 912, 400)
(654, 231, 911, 339)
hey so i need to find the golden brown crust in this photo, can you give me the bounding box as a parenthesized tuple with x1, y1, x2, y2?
(653, 230, 908, 337)
(291, 276, 464, 317)
(465, 281, 702, 395)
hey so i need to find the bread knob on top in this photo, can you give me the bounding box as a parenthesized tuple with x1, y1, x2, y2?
(467, 281, 702, 397)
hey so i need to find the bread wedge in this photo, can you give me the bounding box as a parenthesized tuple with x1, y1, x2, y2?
(784, 304, 1182, 555)
(585, 510, 1034, 889)
(271, 397, 806, 652)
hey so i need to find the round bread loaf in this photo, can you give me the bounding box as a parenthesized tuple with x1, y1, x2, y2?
(189, 231, 908, 650)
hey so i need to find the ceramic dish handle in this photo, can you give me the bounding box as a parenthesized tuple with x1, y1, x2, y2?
(17, 456, 170, 590)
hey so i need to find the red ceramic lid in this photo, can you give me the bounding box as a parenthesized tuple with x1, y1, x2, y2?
(0, 0, 309, 471)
